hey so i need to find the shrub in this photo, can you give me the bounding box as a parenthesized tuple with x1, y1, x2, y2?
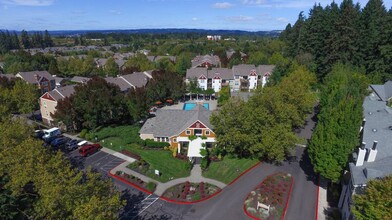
(188, 135, 197, 141)
(79, 129, 88, 138)
(146, 182, 157, 192)
(121, 150, 142, 160)
(172, 150, 177, 158)
(200, 158, 209, 170)
(144, 139, 170, 148)
(200, 135, 207, 140)
(85, 133, 92, 140)
(115, 171, 122, 175)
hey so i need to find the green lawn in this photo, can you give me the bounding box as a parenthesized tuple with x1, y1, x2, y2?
(127, 145, 191, 183)
(90, 125, 191, 183)
(203, 157, 259, 184)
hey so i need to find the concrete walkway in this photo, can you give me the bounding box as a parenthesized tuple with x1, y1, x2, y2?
(318, 177, 329, 220)
(154, 164, 226, 196)
(110, 161, 227, 196)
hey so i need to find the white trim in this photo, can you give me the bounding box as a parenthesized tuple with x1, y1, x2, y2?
(119, 76, 135, 88)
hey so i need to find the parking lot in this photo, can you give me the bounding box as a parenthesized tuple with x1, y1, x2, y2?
(65, 148, 190, 219)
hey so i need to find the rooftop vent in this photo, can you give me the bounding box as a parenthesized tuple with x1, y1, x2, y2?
(389, 126, 392, 131)
(372, 128, 377, 132)
(368, 112, 372, 115)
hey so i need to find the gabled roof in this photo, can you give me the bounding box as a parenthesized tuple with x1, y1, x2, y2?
(350, 156, 392, 186)
(186, 68, 208, 80)
(210, 68, 233, 80)
(232, 64, 257, 76)
(17, 71, 54, 84)
(120, 72, 150, 88)
(53, 76, 65, 85)
(370, 80, 392, 101)
(95, 58, 108, 67)
(257, 65, 275, 76)
(70, 76, 91, 84)
(104, 77, 132, 92)
(42, 85, 75, 101)
(139, 104, 213, 137)
(191, 55, 220, 68)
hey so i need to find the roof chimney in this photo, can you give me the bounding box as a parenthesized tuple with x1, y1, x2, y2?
(367, 141, 378, 162)
(356, 142, 366, 166)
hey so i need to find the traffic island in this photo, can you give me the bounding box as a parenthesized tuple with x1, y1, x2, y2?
(160, 181, 221, 204)
(244, 172, 293, 220)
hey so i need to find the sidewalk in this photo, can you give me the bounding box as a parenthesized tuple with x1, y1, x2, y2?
(110, 162, 227, 196)
(317, 176, 328, 220)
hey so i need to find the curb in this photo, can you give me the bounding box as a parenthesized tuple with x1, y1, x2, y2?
(242, 173, 294, 220)
(109, 172, 154, 195)
(228, 161, 261, 186)
(159, 189, 222, 205)
(281, 175, 294, 220)
(315, 174, 320, 220)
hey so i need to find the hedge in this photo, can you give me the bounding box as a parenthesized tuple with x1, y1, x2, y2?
(144, 139, 170, 148)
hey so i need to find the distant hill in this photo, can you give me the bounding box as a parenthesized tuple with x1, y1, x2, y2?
(1, 29, 281, 37)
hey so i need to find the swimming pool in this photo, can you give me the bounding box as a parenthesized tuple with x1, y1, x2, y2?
(183, 103, 209, 110)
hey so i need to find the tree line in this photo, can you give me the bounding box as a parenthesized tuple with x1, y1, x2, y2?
(308, 64, 368, 182)
(211, 65, 317, 161)
(54, 71, 184, 131)
(280, 0, 392, 82)
(0, 30, 53, 54)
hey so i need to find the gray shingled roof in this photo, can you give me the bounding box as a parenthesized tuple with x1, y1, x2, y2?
(232, 64, 257, 76)
(186, 68, 208, 80)
(257, 65, 275, 76)
(104, 77, 132, 92)
(350, 157, 392, 186)
(17, 71, 54, 84)
(191, 55, 220, 68)
(120, 72, 149, 88)
(209, 68, 233, 80)
(70, 76, 91, 84)
(95, 58, 108, 67)
(349, 92, 392, 186)
(46, 85, 75, 101)
(139, 104, 212, 137)
(370, 80, 392, 101)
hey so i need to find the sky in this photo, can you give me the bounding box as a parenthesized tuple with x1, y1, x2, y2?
(0, 0, 391, 31)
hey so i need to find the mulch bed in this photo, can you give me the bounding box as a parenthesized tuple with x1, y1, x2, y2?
(162, 181, 220, 202)
(115, 171, 156, 192)
(244, 172, 293, 220)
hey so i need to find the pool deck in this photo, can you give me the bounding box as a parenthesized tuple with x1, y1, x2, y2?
(161, 99, 218, 111)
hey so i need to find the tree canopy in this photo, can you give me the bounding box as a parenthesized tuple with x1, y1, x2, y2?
(0, 119, 124, 219)
(352, 175, 392, 220)
(211, 65, 316, 161)
(280, 0, 392, 82)
(308, 64, 368, 182)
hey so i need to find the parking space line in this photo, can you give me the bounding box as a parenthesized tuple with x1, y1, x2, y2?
(137, 194, 160, 215)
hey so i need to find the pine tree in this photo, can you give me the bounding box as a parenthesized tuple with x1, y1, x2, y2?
(43, 30, 53, 47)
(20, 30, 31, 49)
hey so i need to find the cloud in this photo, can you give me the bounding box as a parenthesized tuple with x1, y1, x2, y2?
(276, 17, 288, 22)
(241, 0, 265, 5)
(109, 9, 121, 15)
(1, 0, 54, 6)
(213, 2, 234, 9)
(192, 17, 199, 21)
(225, 15, 254, 22)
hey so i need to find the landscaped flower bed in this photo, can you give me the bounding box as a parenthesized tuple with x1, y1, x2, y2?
(162, 181, 221, 202)
(115, 171, 156, 192)
(244, 173, 293, 220)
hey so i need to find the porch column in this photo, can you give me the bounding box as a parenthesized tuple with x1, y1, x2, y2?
(177, 143, 180, 154)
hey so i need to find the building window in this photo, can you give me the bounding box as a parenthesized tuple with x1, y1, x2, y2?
(173, 138, 177, 143)
(200, 80, 205, 84)
(186, 130, 191, 135)
(194, 129, 202, 136)
(45, 110, 48, 116)
(235, 76, 239, 79)
(41, 81, 48, 86)
(235, 82, 239, 86)
(43, 101, 47, 108)
(206, 130, 210, 136)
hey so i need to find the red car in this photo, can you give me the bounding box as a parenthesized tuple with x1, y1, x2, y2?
(79, 144, 101, 157)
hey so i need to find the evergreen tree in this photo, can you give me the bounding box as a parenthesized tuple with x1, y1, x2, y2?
(43, 30, 53, 47)
(20, 30, 31, 49)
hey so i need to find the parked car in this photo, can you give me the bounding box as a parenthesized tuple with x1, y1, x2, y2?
(42, 127, 61, 142)
(51, 137, 70, 148)
(79, 144, 101, 157)
(44, 134, 63, 143)
(33, 130, 44, 139)
(65, 139, 79, 151)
